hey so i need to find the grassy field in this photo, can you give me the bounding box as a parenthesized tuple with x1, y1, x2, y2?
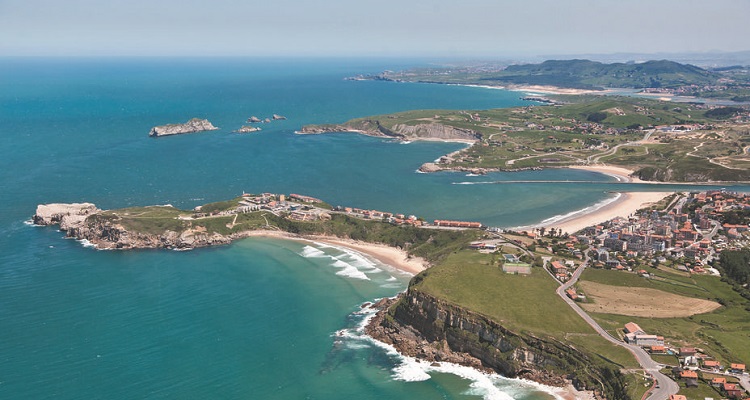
(413, 250, 590, 335)
(580, 268, 750, 366)
(409, 249, 642, 373)
(309, 96, 750, 182)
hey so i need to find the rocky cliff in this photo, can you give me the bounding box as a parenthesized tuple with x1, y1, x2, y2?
(367, 290, 629, 400)
(149, 118, 219, 137)
(298, 120, 480, 142)
(33, 203, 241, 250)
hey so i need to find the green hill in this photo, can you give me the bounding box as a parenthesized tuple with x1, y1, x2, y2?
(481, 59, 720, 89)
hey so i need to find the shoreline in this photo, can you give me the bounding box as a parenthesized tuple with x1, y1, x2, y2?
(242, 230, 428, 275)
(519, 191, 673, 235)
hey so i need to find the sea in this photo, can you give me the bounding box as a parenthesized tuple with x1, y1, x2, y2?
(2, 58, 748, 400)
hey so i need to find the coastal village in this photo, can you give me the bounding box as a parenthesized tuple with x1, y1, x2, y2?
(228, 188, 750, 400)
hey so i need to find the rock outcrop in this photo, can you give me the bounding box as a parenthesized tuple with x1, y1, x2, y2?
(247, 116, 262, 123)
(149, 118, 218, 137)
(272, 114, 287, 120)
(367, 290, 627, 399)
(33, 203, 99, 226)
(234, 126, 262, 133)
(390, 123, 480, 141)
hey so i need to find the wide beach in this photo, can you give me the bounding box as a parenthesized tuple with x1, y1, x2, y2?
(534, 165, 672, 234)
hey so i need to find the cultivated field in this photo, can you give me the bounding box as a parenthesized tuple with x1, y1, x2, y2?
(579, 281, 722, 317)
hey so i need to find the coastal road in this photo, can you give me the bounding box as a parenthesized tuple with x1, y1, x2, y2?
(556, 256, 679, 400)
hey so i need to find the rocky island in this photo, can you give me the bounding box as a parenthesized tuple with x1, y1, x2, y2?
(148, 118, 218, 137)
(234, 126, 261, 133)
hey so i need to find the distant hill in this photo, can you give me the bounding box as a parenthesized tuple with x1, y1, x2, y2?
(480, 59, 720, 89)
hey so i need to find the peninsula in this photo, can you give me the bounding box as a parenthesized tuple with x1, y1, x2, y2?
(300, 96, 750, 182)
(148, 118, 218, 137)
(33, 189, 750, 400)
(354, 59, 750, 102)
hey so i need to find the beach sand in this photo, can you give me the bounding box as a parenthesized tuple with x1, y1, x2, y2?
(549, 191, 673, 235)
(242, 230, 427, 275)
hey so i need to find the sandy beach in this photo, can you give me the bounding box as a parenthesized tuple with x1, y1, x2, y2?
(242, 230, 427, 275)
(545, 191, 673, 235)
(567, 164, 645, 183)
(506, 84, 611, 96)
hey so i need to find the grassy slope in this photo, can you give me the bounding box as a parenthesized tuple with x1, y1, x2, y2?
(411, 250, 639, 368)
(580, 268, 750, 365)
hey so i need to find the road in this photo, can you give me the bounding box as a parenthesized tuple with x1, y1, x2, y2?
(555, 255, 680, 400)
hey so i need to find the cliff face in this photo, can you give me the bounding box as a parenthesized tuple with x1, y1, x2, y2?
(298, 120, 479, 142)
(33, 203, 236, 250)
(149, 118, 219, 137)
(367, 290, 627, 399)
(68, 216, 233, 249)
(390, 123, 479, 141)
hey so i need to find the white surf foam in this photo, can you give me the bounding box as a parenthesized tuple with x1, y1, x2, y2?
(344, 300, 567, 400)
(300, 245, 328, 258)
(79, 239, 96, 248)
(537, 192, 621, 227)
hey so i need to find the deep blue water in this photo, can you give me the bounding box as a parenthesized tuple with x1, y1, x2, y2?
(2, 58, 747, 399)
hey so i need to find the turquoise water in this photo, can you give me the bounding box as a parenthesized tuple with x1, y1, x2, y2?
(2, 58, 748, 399)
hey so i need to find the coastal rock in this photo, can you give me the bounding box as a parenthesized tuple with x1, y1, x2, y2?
(272, 114, 287, 120)
(418, 163, 443, 173)
(33, 203, 99, 226)
(234, 126, 262, 133)
(148, 118, 218, 137)
(390, 123, 480, 141)
(247, 116, 262, 123)
(367, 291, 620, 398)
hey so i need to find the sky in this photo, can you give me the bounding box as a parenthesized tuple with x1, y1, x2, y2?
(1, 0, 748, 58)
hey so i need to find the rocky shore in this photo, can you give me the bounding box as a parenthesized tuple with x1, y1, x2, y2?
(298, 120, 480, 142)
(149, 118, 218, 137)
(366, 292, 617, 399)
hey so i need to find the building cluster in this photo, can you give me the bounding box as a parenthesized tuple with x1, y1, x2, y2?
(570, 190, 750, 274)
(624, 322, 748, 397)
(548, 259, 576, 283)
(341, 207, 424, 227)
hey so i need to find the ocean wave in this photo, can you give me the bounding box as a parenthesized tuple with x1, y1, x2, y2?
(23, 219, 39, 226)
(300, 245, 328, 258)
(334, 265, 370, 280)
(78, 239, 96, 248)
(415, 169, 427, 174)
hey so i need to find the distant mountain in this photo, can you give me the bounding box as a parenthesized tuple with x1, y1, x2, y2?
(480, 59, 721, 89)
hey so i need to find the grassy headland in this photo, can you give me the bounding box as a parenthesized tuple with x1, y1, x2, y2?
(301, 96, 750, 181)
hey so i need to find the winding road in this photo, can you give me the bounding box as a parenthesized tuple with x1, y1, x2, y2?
(555, 255, 680, 400)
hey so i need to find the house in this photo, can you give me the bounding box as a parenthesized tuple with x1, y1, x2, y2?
(680, 370, 698, 380)
(649, 345, 666, 354)
(730, 363, 746, 374)
(632, 334, 664, 347)
(711, 377, 726, 387)
(679, 347, 697, 357)
(550, 261, 567, 274)
(624, 322, 644, 335)
(723, 383, 744, 398)
(565, 288, 578, 301)
(703, 360, 721, 371)
(669, 395, 687, 400)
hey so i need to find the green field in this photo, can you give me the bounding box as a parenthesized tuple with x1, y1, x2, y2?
(580, 268, 750, 366)
(305, 96, 750, 182)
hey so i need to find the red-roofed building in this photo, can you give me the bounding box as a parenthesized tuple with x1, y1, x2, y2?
(723, 383, 744, 398)
(680, 370, 698, 379)
(624, 322, 644, 335)
(731, 363, 746, 373)
(703, 360, 721, 371)
(669, 395, 687, 400)
(712, 377, 727, 387)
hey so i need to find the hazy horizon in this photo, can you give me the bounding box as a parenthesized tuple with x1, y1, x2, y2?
(2, 0, 749, 59)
